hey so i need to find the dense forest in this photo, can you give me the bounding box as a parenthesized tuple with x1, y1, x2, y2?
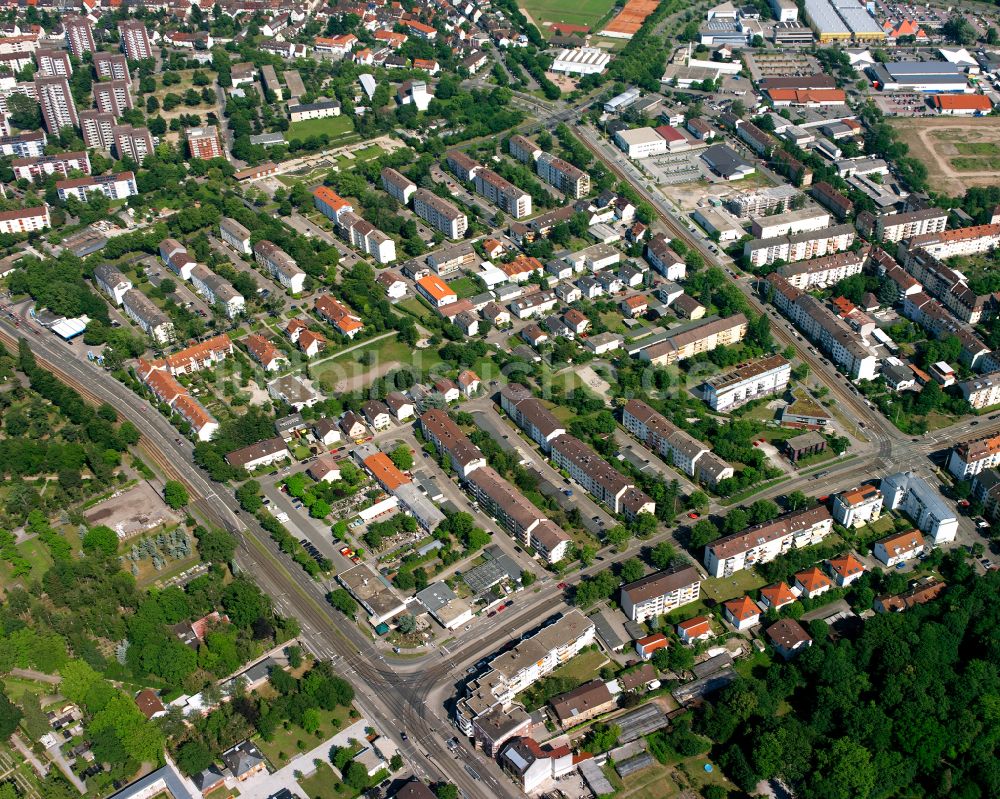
(697, 552, 1000, 799)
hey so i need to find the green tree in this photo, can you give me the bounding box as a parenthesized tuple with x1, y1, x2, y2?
(649, 542, 677, 570)
(389, 444, 414, 471)
(0, 691, 22, 738)
(433, 784, 459, 799)
(342, 761, 369, 791)
(176, 740, 214, 776)
(82, 525, 119, 556)
(328, 589, 358, 618)
(619, 558, 645, 584)
(163, 480, 189, 509)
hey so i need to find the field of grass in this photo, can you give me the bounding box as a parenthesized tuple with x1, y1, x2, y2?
(396, 298, 433, 322)
(520, 0, 616, 30)
(952, 156, 1000, 171)
(701, 570, 766, 604)
(288, 115, 357, 143)
(547, 648, 608, 684)
(297, 762, 357, 799)
(336, 145, 384, 170)
(255, 704, 353, 767)
(955, 142, 1000, 156)
(448, 276, 480, 299)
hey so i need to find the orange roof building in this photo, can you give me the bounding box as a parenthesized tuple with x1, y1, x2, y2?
(677, 616, 712, 643)
(244, 333, 288, 370)
(313, 186, 354, 221)
(932, 94, 993, 114)
(162, 334, 233, 375)
(723, 595, 760, 629)
(794, 567, 832, 598)
(635, 633, 668, 660)
(315, 294, 364, 338)
(827, 553, 865, 586)
(767, 88, 847, 106)
(362, 452, 411, 491)
(759, 582, 798, 611)
(416, 274, 457, 306)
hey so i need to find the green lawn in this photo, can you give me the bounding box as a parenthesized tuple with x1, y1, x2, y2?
(335, 145, 384, 170)
(396, 298, 433, 322)
(701, 570, 767, 604)
(297, 761, 357, 799)
(0, 537, 54, 589)
(288, 115, 356, 142)
(312, 337, 444, 390)
(255, 704, 354, 767)
(545, 648, 608, 684)
(520, 0, 617, 30)
(448, 276, 481, 299)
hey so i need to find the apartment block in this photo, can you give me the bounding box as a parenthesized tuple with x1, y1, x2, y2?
(744, 223, 856, 268)
(381, 167, 416, 205)
(79, 111, 114, 149)
(776, 250, 866, 290)
(550, 434, 655, 519)
(56, 171, 138, 202)
(11, 151, 89, 181)
(622, 399, 734, 487)
(881, 471, 958, 545)
(873, 530, 925, 568)
(446, 149, 481, 181)
(413, 188, 468, 239)
(0, 131, 46, 158)
(93, 263, 132, 305)
(621, 564, 702, 623)
(508, 134, 540, 164)
(750, 207, 830, 239)
(187, 127, 223, 160)
(948, 433, 1000, 479)
(35, 50, 72, 77)
(499, 383, 565, 452)
(905, 223, 1000, 260)
(872, 207, 948, 243)
(419, 409, 487, 479)
(119, 20, 153, 61)
(35, 76, 78, 134)
(122, 288, 174, 344)
(0, 206, 49, 235)
(64, 15, 95, 58)
(219, 217, 251, 254)
(958, 371, 1000, 409)
(93, 79, 132, 117)
(725, 185, 800, 217)
(466, 466, 571, 564)
(473, 168, 532, 218)
(337, 211, 397, 264)
(704, 505, 833, 578)
(253, 240, 306, 293)
(637, 314, 748, 367)
(456, 611, 595, 744)
(189, 264, 245, 318)
(94, 52, 130, 82)
(313, 185, 353, 223)
(536, 152, 589, 199)
(645, 233, 686, 280)
(137, 360, 218, 441)
(898, 246, 997, 325)
(702, 354, 791, 412)
(831, 484, 883, 528)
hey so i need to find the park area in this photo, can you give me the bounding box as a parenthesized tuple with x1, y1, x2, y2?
(287, 115, 358, 145)
(519, 0, 616, 34)
(889, 117, 1000, 194)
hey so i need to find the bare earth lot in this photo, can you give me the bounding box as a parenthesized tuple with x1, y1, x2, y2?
(889, 116, 1000, 195)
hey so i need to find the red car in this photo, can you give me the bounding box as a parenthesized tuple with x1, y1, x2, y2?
(688, 512, 700, 519)
(557, 582, 568, 590)
(497, 605, 506, 613)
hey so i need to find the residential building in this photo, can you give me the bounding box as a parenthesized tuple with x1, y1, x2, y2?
(473, 168, 532, 218)
(678, 616, 713, 644)
(872, 207, 948, 243)
(64, 15, 95, 58)
(645, 234, 686, 280)
(56, 172, 137, 202)
(831, 484, 883, 528)
(621, 565, 702, 623)
(161, 334, 233, 375)
(35, 50, 72, 78)
(338, 211, 397, 264)
(267, 375, 319, 410)
(549, 681, 615, 727)
(420, 409, 487, 479)
(244, 333, 288, 371)
(94, 263, 132, 305)
(83, 112, 117, 151)
(744, 224, 856, 268)
(122, 289, 173, 343)
(253, 240, 306, 293)
(187, 127, 223, 160)
(11, 151, 89, 181)
(316, 294, 364, 338)
(701, 354, 791, 412)
(827, 553, 865, 586)
(873, 529, 925, 567)
(880, 471, 958, 544)
(35, 76, 78, 134)
(377, 270, 407, 300)
(766, 619, 812, 660)
(446, 149, 481, 181)
(413, 189, 468, 238)
(726, 185, 800, 217)
(723, 596, 760, 630)
(93, 52, 130, 82)
(189, 265, 245, 318)
(637, 315, 748, 366)
(288, 100, 341, 121)
(758, 581, 798, 612)
(550, 434, 655, 519)
(958, 372, 1000, 409)
(704, 506, 834, 578)
(794, 566, 832, 599)
(137, 360, 219, 441)
(948, 433, 1000, 478)
(508, 134, 540, 164)
(875, 577, 946, 613)
(112, 125, 154, 164)
(635, 633, 669, 660)
(750, 207, 831, 239)
(776, 250, 866, 290)
(498, 738, 574, 794)
(536, 152, 590, 199)
(93, 80, 132, 117)
(455, 611, 595, 743)
(118, 20, 153, 61)
(381, 167, 416, 205)
(220, 217, 251, 254)
(499, 383, 565, 452)
(972, 469, 1000, 521)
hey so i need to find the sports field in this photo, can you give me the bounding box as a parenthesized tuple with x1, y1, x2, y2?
(287, 114, 357, 143)
(889, 116, 1000, 194)
(519, 0, 616, 33)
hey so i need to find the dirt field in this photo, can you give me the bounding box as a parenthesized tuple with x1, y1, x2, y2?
(84, 482, 181, 541)
(889, 116, 1000, 195)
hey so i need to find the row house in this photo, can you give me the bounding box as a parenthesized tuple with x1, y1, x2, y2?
(315, 294, 364, 338)
(136, 360, 219, 441)
(161, 334, 233, 376)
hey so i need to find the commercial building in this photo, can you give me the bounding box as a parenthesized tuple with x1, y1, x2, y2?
(948, 433, 1000, 479)
(35, 76, 78, 134)
(881, 471, 958, 544)
(337, 562, 407, 626)
(692, 207, 743, 242)
(253, 240, 306, 294)
(831, 484, 883, 528)
(700, 144, 755, 180)
(499, 738, 574, 793)
(413, 189, 467, 238)
(455, 611, 596, 745)
(931, 94, 993, 115)
(622, 399, 734, 487)
(868, 60, 969, 93)
(536, 152, 590, 199)
(550, 433, 655, 519)
(220, 217, 251, 254)
(416, 583, 473, 630)
(614, 127, 667, 159)
(187, 127, 224, 160)
(620, 565, 702, 623)
(56, 171, 137, 202)
(701, 354, 791, 412)
(744, 223, 856, 268)
(118, 20, 153, 61)
(473, 168, 532, 218)
(704, 505, 833, 578)
(551, 47, 610, 75)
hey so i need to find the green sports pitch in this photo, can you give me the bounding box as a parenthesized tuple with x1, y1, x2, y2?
(519, 0, 617, 32)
